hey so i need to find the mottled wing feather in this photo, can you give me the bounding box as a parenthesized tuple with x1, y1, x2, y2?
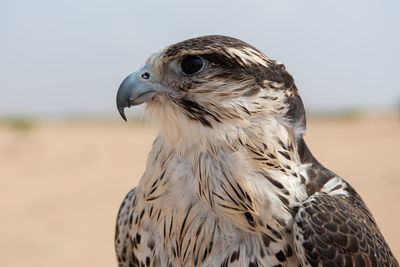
(115, 188, 138, 267)
(115, 188, 158, 267)
(293, 192, 399, 267)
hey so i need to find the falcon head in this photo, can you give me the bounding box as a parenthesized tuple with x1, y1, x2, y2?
(117, 35, 306, 147)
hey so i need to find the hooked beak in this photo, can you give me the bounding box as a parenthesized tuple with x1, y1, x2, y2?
(116, 68, 160, 121)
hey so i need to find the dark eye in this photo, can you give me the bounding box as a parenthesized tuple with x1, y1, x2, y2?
(181, 55, 204, 75)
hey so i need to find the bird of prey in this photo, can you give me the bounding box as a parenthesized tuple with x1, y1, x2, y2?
(115, 35, 398, 267)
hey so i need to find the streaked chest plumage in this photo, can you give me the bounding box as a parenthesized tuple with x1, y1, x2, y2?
(120, 133, 308, 266)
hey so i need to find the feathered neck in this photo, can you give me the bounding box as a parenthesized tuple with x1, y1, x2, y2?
(150, 100, 305, 163)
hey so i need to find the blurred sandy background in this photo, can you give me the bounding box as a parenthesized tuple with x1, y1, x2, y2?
(0, 115, 399, 267)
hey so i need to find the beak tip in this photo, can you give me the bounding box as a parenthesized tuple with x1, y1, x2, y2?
(118, 107, 128, 121)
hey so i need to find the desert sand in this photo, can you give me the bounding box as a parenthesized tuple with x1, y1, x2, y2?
(0, 116, 399, 266)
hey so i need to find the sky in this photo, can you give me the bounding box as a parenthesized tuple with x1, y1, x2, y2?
(0, 0, 399, 118)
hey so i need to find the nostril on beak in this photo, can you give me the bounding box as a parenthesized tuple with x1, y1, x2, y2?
(141, 72, 150, 80)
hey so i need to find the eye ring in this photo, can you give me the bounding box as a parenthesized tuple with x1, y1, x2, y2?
(180, 55, 205, 75)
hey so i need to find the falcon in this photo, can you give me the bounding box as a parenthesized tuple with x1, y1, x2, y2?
(115, 35, 398, 267)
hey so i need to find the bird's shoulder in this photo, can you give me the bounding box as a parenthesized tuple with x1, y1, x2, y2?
(293, 163, 399, 267)
(115, 188, 159, 267)
(115, 188, 138, 266)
